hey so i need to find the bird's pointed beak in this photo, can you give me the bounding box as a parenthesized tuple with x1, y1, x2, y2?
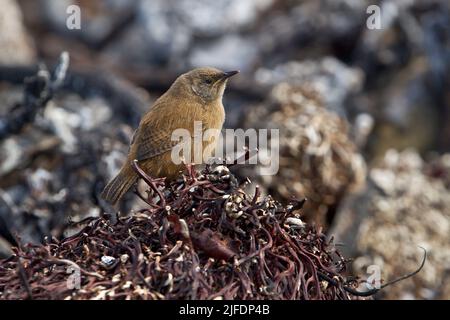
(222, 70, 240, 79)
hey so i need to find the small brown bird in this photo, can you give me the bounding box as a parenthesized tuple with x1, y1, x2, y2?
(101, 67, 239, 205)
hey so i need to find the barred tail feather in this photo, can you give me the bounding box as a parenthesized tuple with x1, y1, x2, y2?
(101, 165, 137, 205)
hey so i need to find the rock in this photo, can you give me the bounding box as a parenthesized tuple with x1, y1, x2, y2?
(0, 84, 134, 245)
(100, 255, 116, 268)
(242, 82, 366, 226)
(255, 58, 364, 117)
(175, 0, 273, 36)
(189, 35, 259, 72)
(41, 0, 135, 43)
(330, 149, 450, 299)
(104, 0, 273, 68)
(369, 58, 441, 158)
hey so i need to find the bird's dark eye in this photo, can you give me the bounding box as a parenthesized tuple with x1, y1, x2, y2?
(204, 78, 213, 85)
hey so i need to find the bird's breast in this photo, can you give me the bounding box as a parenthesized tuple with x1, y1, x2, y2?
(202, 101, 225, 130)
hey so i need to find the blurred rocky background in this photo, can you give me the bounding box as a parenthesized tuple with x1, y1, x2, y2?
(0, 0, 449, 299)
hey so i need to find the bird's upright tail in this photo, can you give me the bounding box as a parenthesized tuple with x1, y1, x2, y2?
(101, 164, 137, 205)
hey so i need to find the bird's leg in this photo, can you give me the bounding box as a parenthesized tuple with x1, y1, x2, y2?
(131, 160, 166, 207)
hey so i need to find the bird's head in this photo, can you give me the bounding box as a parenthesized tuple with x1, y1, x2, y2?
(178, 67, 239, 102)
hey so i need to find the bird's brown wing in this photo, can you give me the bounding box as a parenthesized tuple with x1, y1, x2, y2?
(132, 126, 181, 161)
